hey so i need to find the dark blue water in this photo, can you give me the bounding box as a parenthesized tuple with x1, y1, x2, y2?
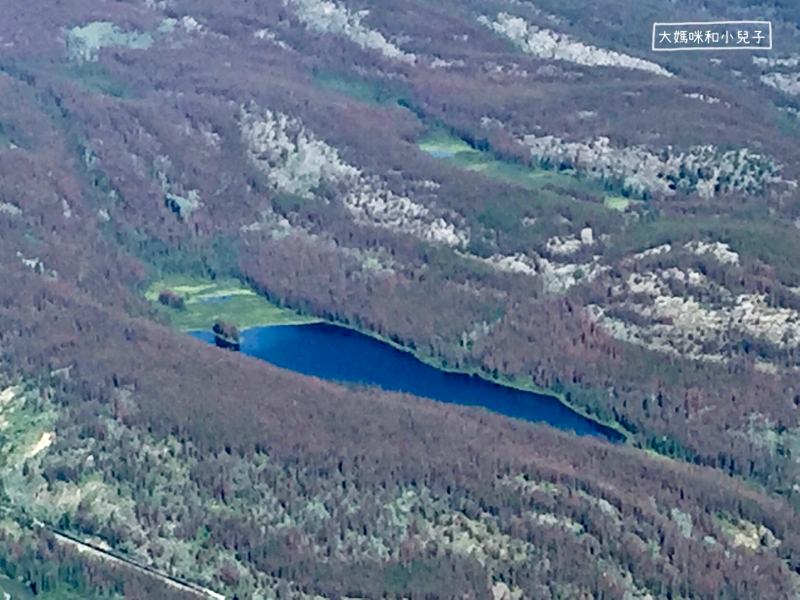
(190, 323, 623, 442)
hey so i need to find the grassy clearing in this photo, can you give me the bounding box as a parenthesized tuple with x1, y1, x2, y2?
(418, 132, 619, 202)
(417, 132, 477, 154)
(604, 196, 631, 211)
(144, 275, 322, 331)
(443, 148, 579, 190)
(457, 157, 578, 190)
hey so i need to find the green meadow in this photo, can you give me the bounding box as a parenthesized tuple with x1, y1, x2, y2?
(145, 276, 321, 332)
(417, 131, 476, 154)
(604, 195, 631, 211)
(417, 131, 624, 200)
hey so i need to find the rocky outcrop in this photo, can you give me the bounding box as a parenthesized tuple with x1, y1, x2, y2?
(518, 134, 791, 199)
(584, 243, 800, 366)
(754, 55, 800, 96)
(478, 12, 673, 77)
(239, 102, 470, 246)
(284, 0, 416, 63)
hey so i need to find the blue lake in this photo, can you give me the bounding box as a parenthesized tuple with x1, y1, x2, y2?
(190, 323, 623, 443)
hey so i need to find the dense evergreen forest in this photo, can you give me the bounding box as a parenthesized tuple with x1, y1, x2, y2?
(1, 0, 800, 597)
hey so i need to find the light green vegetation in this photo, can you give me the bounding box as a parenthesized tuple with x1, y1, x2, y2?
(0, 385, 60, 534)
(66, 22, 154, 62)
(145, 275, 321, 331)
(417, 131, 476, 155)
(0, 576, 35, 599)
(311, 69, 412, 106)
(313, 73, 387, 103)
(0, 385, 57, 473)
(604, 195, 630, 211)
(64, 18, 189, 65)
(450, 152, 575, 189)
(23, 581, 92, 600)
(416, 131, 623, 203)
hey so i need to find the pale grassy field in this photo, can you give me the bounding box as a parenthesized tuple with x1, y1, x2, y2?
(145, 276, 321, 331)
(604, 196, 631, 211)
(417, 131, 477, 154)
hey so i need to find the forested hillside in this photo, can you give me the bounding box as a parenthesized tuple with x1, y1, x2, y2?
(1, 0, 800, 597)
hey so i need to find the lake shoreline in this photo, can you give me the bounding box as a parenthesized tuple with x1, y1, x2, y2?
(311, 321, 631, 444)
(152, 274, 629, 443)
(185, 319, 631, 444)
